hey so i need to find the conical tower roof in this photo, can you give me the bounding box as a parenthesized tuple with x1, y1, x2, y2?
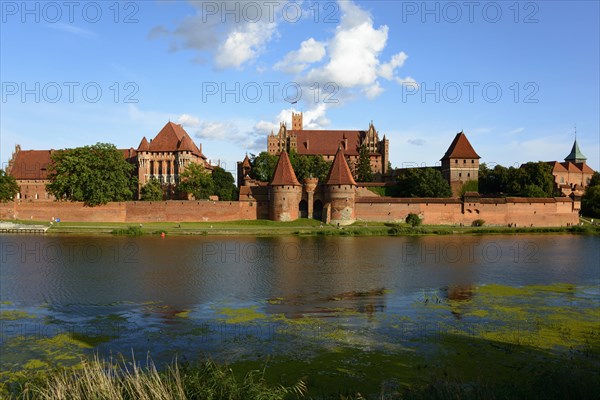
(137, 136, 150, 151)
(441, 131, 480, 160)
(270, 151, 300, 186)
(326, 146, 357, 186)
(564, 139, 587, 163)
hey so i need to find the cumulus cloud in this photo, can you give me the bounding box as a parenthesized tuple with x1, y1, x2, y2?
(274, 0, 414, 102)
(177, 114, 201, 128)
(150, 1, 282, 69)
(274, 38, 326, 74)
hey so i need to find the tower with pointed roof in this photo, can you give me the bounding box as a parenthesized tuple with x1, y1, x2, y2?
(564, 139, 587, 164)
(324, 146, 357, 225)
(136, 121, 209, 199)
(269, 151, 302, 221)
(441, 131, 481, 197)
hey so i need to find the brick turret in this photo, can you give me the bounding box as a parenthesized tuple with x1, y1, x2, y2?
(325, 146, 357, 225)
(269, 151, 302, 221)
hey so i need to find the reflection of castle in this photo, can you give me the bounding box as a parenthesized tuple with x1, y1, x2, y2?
(267, 113, 390, 178)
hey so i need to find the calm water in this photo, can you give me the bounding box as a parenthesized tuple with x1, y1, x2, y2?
(1, 234, 599, 369)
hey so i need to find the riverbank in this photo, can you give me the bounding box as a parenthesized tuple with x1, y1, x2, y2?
(1, 218, 599, 236)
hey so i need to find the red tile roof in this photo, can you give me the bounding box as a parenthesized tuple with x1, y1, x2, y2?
(561, 162, 582, 173)
(326, 147, 357, 186)
(290, 130, 364, 156)
(270, 151, 300, 186)
(8, 150, 53, 180)
(441, 132, 480, 160)
(242, 154, 251, 168)
(137, 137, 150, 151)
(575, 162, 595, 174)
(548, 161, 568, 172)
(148, 122, 206, 159)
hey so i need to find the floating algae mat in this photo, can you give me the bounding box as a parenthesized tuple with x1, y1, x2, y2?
(2, 283, 599, 397)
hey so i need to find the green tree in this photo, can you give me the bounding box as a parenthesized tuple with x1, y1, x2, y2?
(178, 162, 214, 200)
(459, 180, 479, 196)
(582, 172, 600, 218)
(249, 152, 279, 182)
(396, 168, 452, 198)
(211, 166, 237, 201)
(355, 144, 373, 182)
(588, 171, 600, 187)
(0, 169, 19, 202)
(479, 162, 555, 197)
(46, 143, 136, 206)
(289, 151, 332, 182)
(140, 178, 163, 201)
(519, 162, 555, 197)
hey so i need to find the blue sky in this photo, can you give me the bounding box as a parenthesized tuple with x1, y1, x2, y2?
(1, 0, 599, 176)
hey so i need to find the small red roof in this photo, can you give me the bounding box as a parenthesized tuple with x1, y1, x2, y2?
(326, 146, 357, 186)
(242, 154, 251, 168)
(148, 122, 206, 159)
(137, 137, 150, 151)
(441, 131, 480, 160)
(575, 162, 595, 174)
(561, 162, 582, 173)
(548, 161, 568, 172)
(270, 151, 300, 186)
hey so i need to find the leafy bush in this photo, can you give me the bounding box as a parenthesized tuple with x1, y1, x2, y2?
(111, 225, 143, 235)
(472, 219, 485, 227)
(406, 213, 422, 227)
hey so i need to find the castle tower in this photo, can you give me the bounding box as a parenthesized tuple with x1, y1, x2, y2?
(269, 151, 302, 221)
(325, 146, 357, 225)
(441, 131, 480, 197)
(381, 134, 389, 174)
(292, 112, 303, 130)
(237, 154, 252, 187)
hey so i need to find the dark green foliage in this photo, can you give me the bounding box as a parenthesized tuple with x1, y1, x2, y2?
(178, 162, 214, 200)
(479, 162, 555, 197)
(472, 219, 485, 227)
(0, 169, 19, 202)
(589, 171, 600, 187)
(396, 168, 452, 198)
(211, 166, 238, 201)
(289, 151, 332, 183)
(406, 213, 422, 226)
(459, 180, 479, 196)
(581, 185, 600, 218)
(140, 178, 163, 201)
(249, 152, 278, 182)
(355, 144, 373, 182)
(111, 226, 143, 235)
(249, 151, 332, 183)
(46, 143, 136, 206)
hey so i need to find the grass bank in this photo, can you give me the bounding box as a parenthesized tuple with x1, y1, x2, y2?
(2, 218, 599, 236)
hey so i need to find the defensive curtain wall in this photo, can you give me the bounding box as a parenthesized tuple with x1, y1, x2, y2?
(0, 195, 580, 227)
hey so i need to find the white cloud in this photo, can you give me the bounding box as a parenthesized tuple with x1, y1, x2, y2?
(274, 38, 326, 74)
(274, 0, 413, 103)
(150, 1, 284, 69)
(177, 114, 201, 128)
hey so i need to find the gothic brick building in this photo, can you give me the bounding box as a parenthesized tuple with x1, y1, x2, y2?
(547, 139, 595, 196)
(6, 122, 209, 201)
(267, 112, 390, 179)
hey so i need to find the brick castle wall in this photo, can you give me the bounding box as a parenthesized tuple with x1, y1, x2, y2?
(0, 197, 578, 227)
(0, 201, 259, 223)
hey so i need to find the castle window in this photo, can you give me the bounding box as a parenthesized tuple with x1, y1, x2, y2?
(471, 160, 475, 164)
(459, 173, 462, 177)
(463, 160, 466, 164)
(455, 160, 458, 164)
(467, 173, 470, 177)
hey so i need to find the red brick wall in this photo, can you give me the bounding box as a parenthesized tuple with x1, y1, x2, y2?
(1, 201, 259, 223)
(355, 198, 578, 227)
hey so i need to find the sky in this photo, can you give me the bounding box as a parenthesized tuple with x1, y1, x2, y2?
(1, 0, 599, 178)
